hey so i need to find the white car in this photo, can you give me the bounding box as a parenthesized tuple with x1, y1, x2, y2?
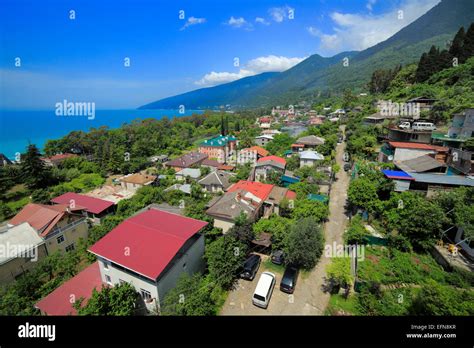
(399, 122, 411, 130)
(252, 271, 276, 309)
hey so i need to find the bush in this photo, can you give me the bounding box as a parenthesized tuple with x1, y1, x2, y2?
(285, 217, 324, 269)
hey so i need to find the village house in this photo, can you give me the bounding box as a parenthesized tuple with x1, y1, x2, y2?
(294, 135, 325, 150)
(237, 146, 269, 165)
(164, 183, 192, 195)
(41, 153, 77, 167)
(0, 222, 48, 285)
(198, 135, 237, 164)
(447, 108, 474, 140)
(165, 152, 208, 171)
(149, 154, 169, 164)
(119, 173, 157, 192)
(9, 203, 89, 254)
(378, 141, 449, 163)
(255, 134, 274, 147)
(382, 170, 474, 197)
(254, 155, 286, 182)
(0, 153, 12, 167)
(271, 107, 295, 117)
(446, 148, 473, 176)
(35, 261, 104, 315)
(386, 124, 433, 144)
(394, 155, 447, 174)
(201, 158, 221, 172)
(88, 207, 208, 312)
(258, 116, 272, 129)
(51, 192, 115, 224)
(261, 129, 282, 136)
(299, 150, 325, 167)
(175, 168, 201, 181)
(206, 180, 295, 233)
(406, 96, 437, 113)
(198, 170, 234, 193)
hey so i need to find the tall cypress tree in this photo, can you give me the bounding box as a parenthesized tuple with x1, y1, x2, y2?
(462, 23, 474, 63)
(20, 144, 48, 189)
(449, 26, 466, 62)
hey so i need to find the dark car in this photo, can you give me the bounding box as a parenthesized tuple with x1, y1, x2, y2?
(280, 265, 299, 294)
(240, 254, 261, 280)
(271, 250, 284, 265)
(343, 163, 352, 172)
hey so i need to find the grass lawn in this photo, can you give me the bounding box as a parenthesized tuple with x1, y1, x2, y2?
(6, 196, 30, 215)
(262, 258, 285, 275)
(326, 293, 359, 315)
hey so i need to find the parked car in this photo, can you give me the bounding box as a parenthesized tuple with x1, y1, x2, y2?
(398, 121, 411, 130)
(280, 265, 299, 294)
(344, 163, 352, 172)
(252, 271, 276, 308)
(240, 254, 261, 280)
(411, 122, 436, 131)
(271, 250, 284, 265)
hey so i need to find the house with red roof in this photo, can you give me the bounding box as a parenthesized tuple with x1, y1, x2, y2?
(255, 155, 287, 182)
(41, 153, 77, 167)
(258, 116, 272, 129)
(379, 141, 448, 163)
(237, 146, 270, 165)
(35, 262, 103, 315)
(51, 192, 115, 224)
(9, 203, 89, 254)
(88, 207, 208, 312)
(206, 180, 295, 232)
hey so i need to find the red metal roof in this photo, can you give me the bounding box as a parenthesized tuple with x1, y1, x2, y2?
(228, 180, 274, 201)
(388, 142, 448, 152)
(9, 203, 84, 237)
(35, 262, 103, 315)
(246, 146, 269, 157)
(285, 190, 297, 200)
(88, 209, 208, 280)
(257, 155, 287, 166)
(52, 192, 114, 215)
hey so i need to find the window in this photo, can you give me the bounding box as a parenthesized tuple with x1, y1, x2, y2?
(103, 262, 109, 270)
(65, 243, 75, 252)
(105, 275, 112, 284)
(140, 289, 152, 302)
(119, 279, 126, 285)
(56, 235, 65, 244)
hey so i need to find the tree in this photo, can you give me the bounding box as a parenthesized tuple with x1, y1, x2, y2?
(253, 215, 293, 250)
(265, 133, 295, 156)
(75, 282, 139, 315)
(344, 215, 369, 245)
(347, 177, 380, 214)
(205, 235, 247, 289)
(229, 219, 255, 246)
(291, 199, 329, 222)
(20, 144, 51, 189)
(449, 26, 466, 62)
(409, 280, 474, 316)
(285, 217, 324, 269)
(161, 273, 221, 316)
(462, 23, 474, 63)
(326, 258, 353, 294)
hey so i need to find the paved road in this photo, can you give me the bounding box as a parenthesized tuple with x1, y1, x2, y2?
(220, 127, 350, 315)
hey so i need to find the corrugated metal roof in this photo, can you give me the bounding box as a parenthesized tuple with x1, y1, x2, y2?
(395, 155, 445, 173)
(409, 173, 474, 186)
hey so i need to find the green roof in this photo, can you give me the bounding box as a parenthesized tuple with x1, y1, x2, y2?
(431, 132, 466, 142)
(200, 135, 237, 147)
(307, 194, 329, 203)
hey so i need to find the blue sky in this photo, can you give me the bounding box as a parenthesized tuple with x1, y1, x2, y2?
(0, 0, 440, 109)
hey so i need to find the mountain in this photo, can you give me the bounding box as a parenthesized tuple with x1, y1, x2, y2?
(140, 0, 474, 109)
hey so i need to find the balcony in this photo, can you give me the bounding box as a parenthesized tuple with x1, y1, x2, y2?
(46, 217, 87, 239)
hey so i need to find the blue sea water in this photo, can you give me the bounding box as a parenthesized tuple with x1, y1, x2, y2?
(0, 109, 203, 160)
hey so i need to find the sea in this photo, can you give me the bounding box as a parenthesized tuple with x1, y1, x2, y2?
(0, 109, 204, 160)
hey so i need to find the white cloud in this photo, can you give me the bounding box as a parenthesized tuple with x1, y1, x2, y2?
(180, 16, 206, 31)
(366, 0, 377, 12)
(309, 0, 440, 55)
(255, 17, 270, 25)
(268, 6, 295, 23)
(195, 55, 306, 87)
(225, 16, 253, 30)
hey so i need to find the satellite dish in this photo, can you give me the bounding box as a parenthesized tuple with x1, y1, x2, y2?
(388, 155, 394, 161)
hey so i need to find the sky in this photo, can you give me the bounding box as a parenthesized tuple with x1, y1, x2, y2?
(0, 0, 440, 109)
